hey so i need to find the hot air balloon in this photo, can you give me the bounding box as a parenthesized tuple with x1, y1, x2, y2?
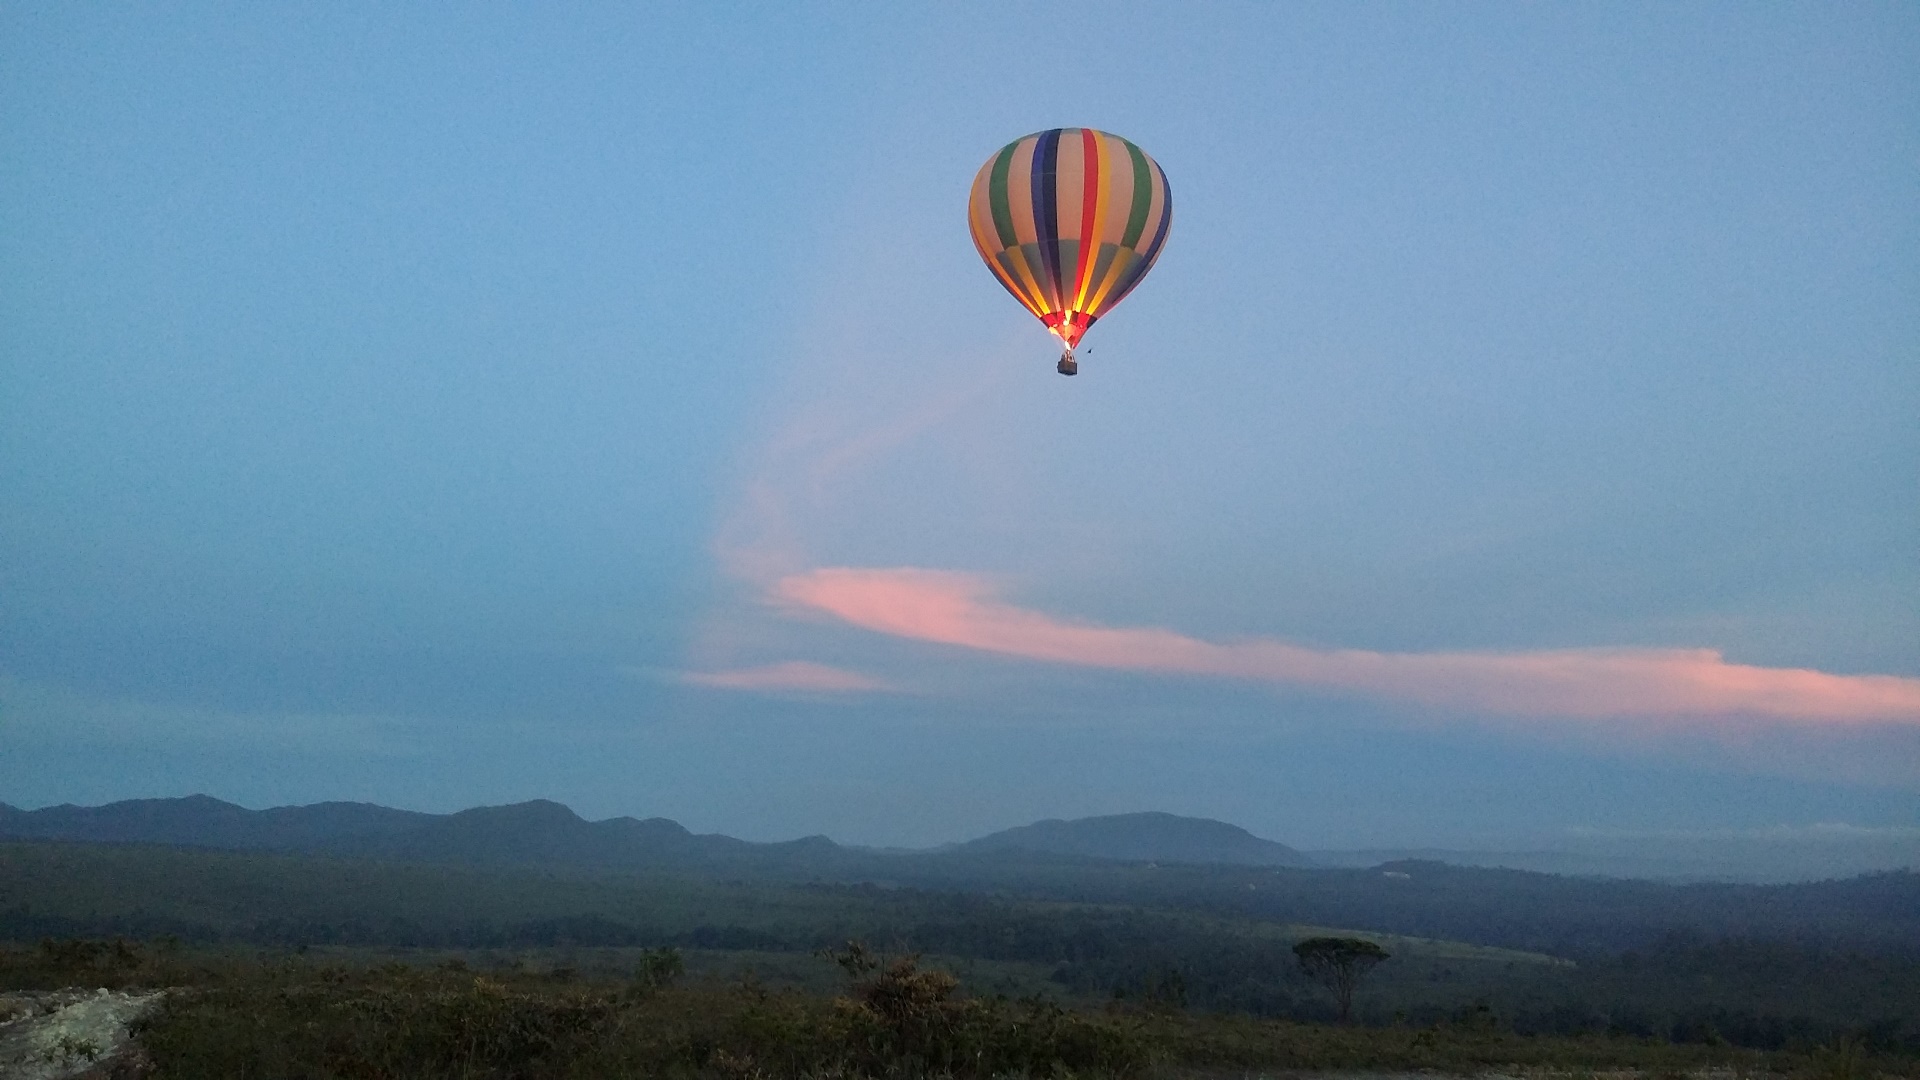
(968, 128, 1171, 376)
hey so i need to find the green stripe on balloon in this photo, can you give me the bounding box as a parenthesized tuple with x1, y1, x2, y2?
(988, 141, 1020, 251)
(1121, 139, 1153, 250)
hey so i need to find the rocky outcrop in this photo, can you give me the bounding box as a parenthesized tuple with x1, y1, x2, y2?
(0, 989, 163, 1080)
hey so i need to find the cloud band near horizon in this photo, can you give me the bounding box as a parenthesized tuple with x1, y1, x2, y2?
(684, 660, 888, 693)
(773, 567, 1920, 724)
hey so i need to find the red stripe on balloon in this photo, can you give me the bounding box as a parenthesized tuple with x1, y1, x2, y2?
(1073, 129, 1100, 317)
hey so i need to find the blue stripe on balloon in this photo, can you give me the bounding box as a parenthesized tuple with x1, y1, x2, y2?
(1032, 128, 1063, 312)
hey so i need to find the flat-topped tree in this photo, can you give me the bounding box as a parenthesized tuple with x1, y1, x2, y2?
(1292, 936, 1389, 1023)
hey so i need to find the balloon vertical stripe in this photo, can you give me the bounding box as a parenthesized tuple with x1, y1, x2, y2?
(987, 142, 1020, 250)
(1131, 166, 1173, 302)
(1032, 129, 1063, 315)
(969, 128, 1171, 353)
(1072, 129, 1101, 315)
(1120, 140, 1154, 249)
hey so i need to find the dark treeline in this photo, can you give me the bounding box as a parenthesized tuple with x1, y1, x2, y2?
(878, 854, 1920, 955)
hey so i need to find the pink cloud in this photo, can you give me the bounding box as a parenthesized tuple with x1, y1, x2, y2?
(684, 660, 888, 694)
(774, 567, 1920, 724)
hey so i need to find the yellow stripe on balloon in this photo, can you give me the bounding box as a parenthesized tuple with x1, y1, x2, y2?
(1075, 134, 1115, 313)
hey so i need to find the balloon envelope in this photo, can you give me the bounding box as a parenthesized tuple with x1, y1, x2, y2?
(967, 128, 1172, 350)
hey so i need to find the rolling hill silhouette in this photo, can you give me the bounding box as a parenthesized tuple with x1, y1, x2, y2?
(958, 811, 1315, 867)
(0, 798, 1310, 872)
(0, 796, 844, 875)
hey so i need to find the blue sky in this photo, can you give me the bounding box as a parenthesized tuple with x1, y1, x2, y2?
(3, 4, 1916, 849)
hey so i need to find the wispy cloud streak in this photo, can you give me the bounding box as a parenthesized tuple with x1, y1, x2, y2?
(684, 661, 888, 694)
(776, 568, 1920, 724)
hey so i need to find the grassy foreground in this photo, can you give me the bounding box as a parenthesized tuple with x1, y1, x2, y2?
(2, 940, 1909, 1079)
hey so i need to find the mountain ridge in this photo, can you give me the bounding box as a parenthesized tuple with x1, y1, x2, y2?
(9, 796, 1911, 884)
(0, 797, 1306, 875)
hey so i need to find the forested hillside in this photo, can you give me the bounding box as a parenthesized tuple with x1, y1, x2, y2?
(4, 840, 1917, 1049)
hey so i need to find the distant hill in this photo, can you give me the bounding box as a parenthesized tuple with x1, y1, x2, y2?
(0, 795, 435, 850)
(0, 799, 1313, 875)
(0, 796, 846, 877)
(315, 799, 846, 874)
(958, 812, 1315, 868)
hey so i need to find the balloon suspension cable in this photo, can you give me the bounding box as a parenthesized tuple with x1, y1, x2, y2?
(1057, 344, 1078, 377)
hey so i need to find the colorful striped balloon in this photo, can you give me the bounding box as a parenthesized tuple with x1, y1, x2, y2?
(968, 128, 1172, 362)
